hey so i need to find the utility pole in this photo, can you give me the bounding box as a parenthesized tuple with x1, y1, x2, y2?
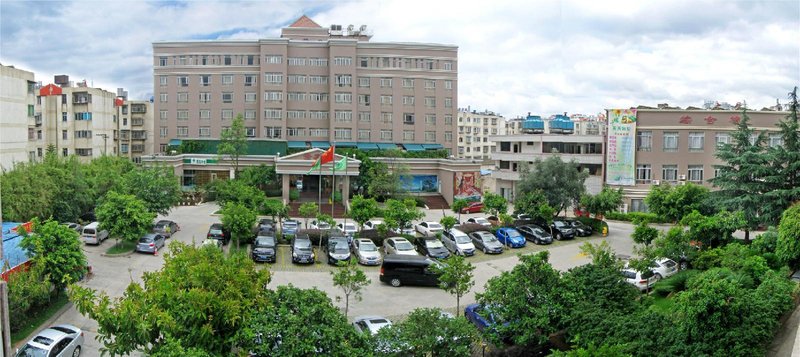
(1, 187, 11, 357)
(95, 133, 109, 156)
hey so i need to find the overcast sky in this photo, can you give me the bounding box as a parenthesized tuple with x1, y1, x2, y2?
(2, 0, 798, 117)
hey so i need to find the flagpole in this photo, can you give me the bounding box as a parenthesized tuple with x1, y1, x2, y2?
(317, 157, 322, 214)
(331, 142, 336, 218)
(343, 155, 348, 231)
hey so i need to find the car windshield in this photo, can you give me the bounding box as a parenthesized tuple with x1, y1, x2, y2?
(139, 236, 153, 243)
(396, 241, 414, 250)
(83, 229, 96, 235)
(425, 240, 444, 248)
(554, 221, 568, 228)
(256, 237, 275, 246)
(16, 343, 48, 357)
(284, 222, 298, 227)
(455, 236, 471, 244)
(359, 242, 377, 252)
(506, 230, 521, 237)
(482, 235, 499, 243)
(155, 222, 169, 228)
(429, 223, 443, 230)
(333, 243, 349, 253)
(343, 224, 356, 230)
(295, 240, 311, 249)
(475, 218, 488, 223)
(621, 271, 637, 279)
(532, 227, 546, 234)
(210, 229, 223, 235)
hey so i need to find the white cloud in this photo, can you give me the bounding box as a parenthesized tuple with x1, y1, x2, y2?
(1, 0, 797, 117)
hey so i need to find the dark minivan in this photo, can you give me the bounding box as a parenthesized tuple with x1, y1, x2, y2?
(379, 254, 443, 287)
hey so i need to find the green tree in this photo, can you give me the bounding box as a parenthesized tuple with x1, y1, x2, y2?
(299, 202, 319, 228)
(218, 114, 249, 176)
(82, 155, 135, 201)
(244, 285, 371, 356)
(95, 191, 156, 246)
(580, 187, 623, 219)
(349, 195, 379, 229)
(211, 178, 266, 211)
(0, 161, 56, 221)
(375, 308, 477, 357)
(122, 166, 182, 216)
(432, 254, 475, 316)
(776, 203, 800, 268)
(366, 161, 406, 200)
(451, 199, 469, 222)
(579, 241, 622, 269)
(631, 221, 659, 246)
(763, 87, 800, 225)
(440, 215, 458, 233)
(645, 182, 710, 223)
(41, 153, 94, 222)
(221, 202, 257, 249)
(262, 199, 289, 227)
(21, 218, 87, 292)
(681, 210, 745, 248)
(513, 190, 555, 233)
(69, 242, 272, 356)
(709, 109, 769, 240)
(516, 156, 590, 215)
(383, 198, 424, 233)
(330, 260, 371, 317)
(482, 192, 508, 216)
(651, 226, 698, 269)
(7, 263, 52, 332)
(238, 164, 277, 191)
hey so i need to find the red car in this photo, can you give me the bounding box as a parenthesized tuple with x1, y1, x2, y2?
(460, 201, 484, 214)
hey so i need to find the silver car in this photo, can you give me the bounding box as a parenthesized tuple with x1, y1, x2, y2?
(153, 220, 179, 238)
(353, 238, 383, 265)
(16, 324, 84, 357)
(136, 233, 166, 254)
(384, 237, 418, 256)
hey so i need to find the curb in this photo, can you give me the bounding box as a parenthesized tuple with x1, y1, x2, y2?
(100, 249, 136, 258)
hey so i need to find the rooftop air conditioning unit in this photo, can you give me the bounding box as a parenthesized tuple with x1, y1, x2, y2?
(652, 180, 660, 185)
(678, 174, 687, 181)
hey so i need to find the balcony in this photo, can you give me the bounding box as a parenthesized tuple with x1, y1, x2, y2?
(119, 130, 130, 140)
(131, 104, 147, 113)
(34, 114, 42, 126)
(73, 93, 92, 104)
(131, 131, 147, 140)
(132, 144, 145, 153)
(131, 118, 144, 126)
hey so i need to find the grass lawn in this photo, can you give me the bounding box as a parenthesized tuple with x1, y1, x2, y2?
(105, 240, 137, 254)
(649, 294, 676, 313)
(11, 292, 70, 344)
(228, 244, 249, 256)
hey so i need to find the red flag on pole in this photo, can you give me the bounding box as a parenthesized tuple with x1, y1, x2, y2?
(319, 145, 335, 165)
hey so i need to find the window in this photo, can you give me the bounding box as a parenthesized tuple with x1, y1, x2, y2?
(177, 126, 188, 137)
(265, 91, 282, 102)
(662, 165, 678, 182)
(245, 75, 257, 86)
(222, 109, 233, 120)
(403, 96, 415, 105)
(749, 133, 758, 146)
(380, 95, 393, 105)
(264, 73, 282, 84)
(636, 164, 652, 184)
(359, 94, 370, 106)
(266, 55, 283, 64)
(76, 148, 92, 157)
(445, 97, 453, 108)
(444, 115, 453, 125)
(334, 56, 352, 66)
(199, 92, 211, 103)
(308, 57, 327, 67)
(200, 110, 211, 120)
(358, 129, 370, 140)
(224, 55, 232, 65)
(159, 93, 168, 103)
(176, 92, 188, 103)
(222, 92, 233, 103)
(160, 110, 168, 120)
(309, 128, 328, 137)
(403, 130, 415, 141)
(264, 126, 282, 138)
(199, 127, 211, 137)
(630, 199, 648, 213)
(358, 111, 371, 122)
(425, 80, 436, 89)
(404, 113, 415, 124)
(443, 61, 453, 70)
(310, 111, 329, 120)
(360, 57, 369, 67)
(62, 112, 67, 122)
(222, 75, 233, 85)
(62, 130, 68, 140)
(715, 133, 730, 147)
(380, 78, 393, 88)
(381, 112, 393, 124)
(359, 78, 370, 88)
(160, 76, 168, 86)
(425, 114, 436, 125)
(287, 110, 306, 119)
(425, 131, 436, 142)
(177, 76, 188, 87)
(445, 80, 453, 90)
(242, 92, 256, 102)
(246, 55, 256, 65)
(288, 57, 306, 66)
(334, 128, 352, 139)
(62, 148, 68, 157)
(288, 74, 307, 84)
(335, 111, 353, 122)
(663, 132, 678, 152)
(335, 92, 352, 103)
(245, 110, 256, 120)
(637, 131, 652, 151)
(335, 74, 352, 87)
(688, 165, 704, 182)
(177, 110, 189, 120)
(200, 75, 211, 86)
(309, 93, 329, 102)
(159, 57, 167, 66)
(424, 97, 436, 108)
(380, 130, 393, 141)
(309, 75, 328, 84)
(403, 78, 414, 88)
(445, 131, 453, 142)
(769, 133, 783, 147)
(264, 109, 282, 119)
(688, 132, 704, 152)
(246, 127, 256, 137)
(287, 127, 306, 137)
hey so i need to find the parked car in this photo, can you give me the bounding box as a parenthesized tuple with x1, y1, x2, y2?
(495, 228, 526, 248)
(353, 238, 383, 266)
(466, 217, 491, 227)
(309, 220, 332, 230)
(442, 228, 476, 256)
(566, 219, 593, 237)
(464, 304, 499, 333)
(136, 233, 166, 254)
(384, 237, 418, 256)
(153, 220, 179, 238)
(516, 225, 553, 245)
(201, 238, 222, 249)
(415, 221, 444, 237)
(379, 254, 443, 287)
(282, 220, 299, 236)
(394, 223, 417, 236)
(207, 223, 230, 245)
(291, 234, 315, 264)
(622, 267, 657, 292)
(352, 316, 393, 335)
(651, 258, 679, 280)
(415, 237, 451, 260)
(325, 236, 352, 265)
(15, 324, 84, 357)
(550, 219, 577, 240)
(469, 231, 504, 254)
(486, 216, 501, 226)
(251, 235, 276, 263)
(336, 222, 358, 238)
(61, 222, 82, 232)
(257, 218, 275, 232)
(81, 222, 109, 245)
(363, 219, 384, 230)
(460, 201, 484, 214)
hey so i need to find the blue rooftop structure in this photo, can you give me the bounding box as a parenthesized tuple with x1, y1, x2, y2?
(522, 114, 545, 134)
(2, 222, 30, 272)
(549, 114, 575, 134)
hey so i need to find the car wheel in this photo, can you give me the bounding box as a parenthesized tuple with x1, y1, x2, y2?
(555, 233, 563, 241)
(390, 278, 402, 287)
(679, 261, 689, 270)
(654, 273, 663, 281)
(483, 247, 488, 254)
(72, 346, 82, 357)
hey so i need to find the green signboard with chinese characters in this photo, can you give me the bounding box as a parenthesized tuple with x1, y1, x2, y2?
(182, 158, 219, 165)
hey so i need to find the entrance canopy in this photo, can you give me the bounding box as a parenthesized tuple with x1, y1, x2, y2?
(275, 148, 361, 176)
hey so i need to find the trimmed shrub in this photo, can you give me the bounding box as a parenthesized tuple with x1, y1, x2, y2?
(652, 269, 700, 297)
(289, 189, 300, 202)
(456, 223, 491, 234)
(605, 211, 669, 223)
(8, 264, 52, 332)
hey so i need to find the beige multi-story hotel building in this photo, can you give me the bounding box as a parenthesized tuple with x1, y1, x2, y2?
(611, 107, 787, 212)
(0, 64, 37, 170)
(456, 108, 506, 160)
(152, 15, 458, 154)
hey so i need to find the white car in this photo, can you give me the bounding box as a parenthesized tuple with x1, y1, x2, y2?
(337, 222, 358, 237)
(309, 220, 332, 230)
(16, 324, 84, 357)
(394, 223, 416, 236)
(622, 268, 657, 292)
(353, 315, 393, 335)
(384, 237, 418, 256)
(201, 238, 222, 249)
(651, 258, 679, 280)
(466, 217, 491, 227)
(363, 219, 384, 230)
(442, 228, 476, 256)
(353, 238, 383, 266)
(415, 221, 444, 237)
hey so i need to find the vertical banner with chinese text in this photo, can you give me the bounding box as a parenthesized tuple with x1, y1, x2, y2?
(605, 109, 637, 185)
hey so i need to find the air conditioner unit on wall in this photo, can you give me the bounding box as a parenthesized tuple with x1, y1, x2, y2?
(652, 180, 660, 185)
(678, 174, 687, 181)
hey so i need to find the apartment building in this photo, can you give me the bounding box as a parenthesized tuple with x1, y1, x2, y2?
(152, 15, 458, 154)
(116, 94, 155, 163)
(456, 108, 506, 160)
(0, 64, 36, 170)
(609, 107, 787, 212)
(33, 75, 118, 162)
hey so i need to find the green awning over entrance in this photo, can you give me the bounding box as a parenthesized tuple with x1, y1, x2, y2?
(168, 139, 182, 146)
(422, 144, 443, 150)
(377, 143, 398, 150)
(357, 142, 380, 150)
(336, 142, 357, 148)
(310, 141, 330, 149)
(288, 141, 307, 149)
(402, 144, 426, 152)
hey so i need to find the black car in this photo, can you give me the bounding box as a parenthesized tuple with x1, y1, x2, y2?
(516, 225, 553, 245)
(566, 220, 593, 237)
(415, 238, 451, 260)
(207, 223, 231, 245)
(291, 234, 315, 264)
(468, 231, 504, 254)
(257, 218, 275, 233)
(379, 255, 443, 287)
(550, 220, 576, 240)
(251, 235, 276, 263)
(325, 236, 352, 265)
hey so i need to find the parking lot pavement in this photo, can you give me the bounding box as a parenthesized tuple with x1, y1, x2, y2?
(40, 203, 637, 356)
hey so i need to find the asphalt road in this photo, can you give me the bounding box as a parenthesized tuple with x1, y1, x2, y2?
(23, 202, 640, 357)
